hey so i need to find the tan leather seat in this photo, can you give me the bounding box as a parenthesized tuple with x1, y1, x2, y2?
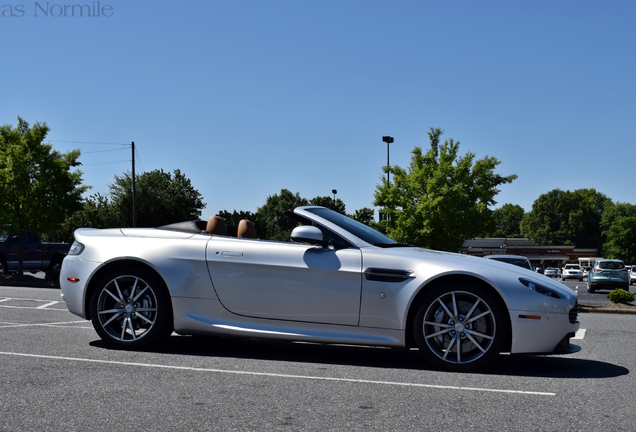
(237, 219, 257, 238)
(206, 216, 227, 235)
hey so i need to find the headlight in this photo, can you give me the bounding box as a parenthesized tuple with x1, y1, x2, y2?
(519, 278, 565, 299)
(68, 241, 85, 256)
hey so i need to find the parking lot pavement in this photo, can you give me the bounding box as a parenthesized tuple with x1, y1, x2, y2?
(2, 286, 636, 431)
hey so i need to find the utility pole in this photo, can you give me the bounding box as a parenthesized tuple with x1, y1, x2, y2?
(132, 141, 137, 227)
(382, 136, 394, 184)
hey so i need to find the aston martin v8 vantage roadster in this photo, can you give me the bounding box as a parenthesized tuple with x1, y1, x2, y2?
(60, 206, 580, 371)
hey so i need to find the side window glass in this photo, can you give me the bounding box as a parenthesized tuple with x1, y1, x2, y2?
(319, 227, 353, 249)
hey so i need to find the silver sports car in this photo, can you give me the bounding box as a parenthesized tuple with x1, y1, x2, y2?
(60, 206, 580, 371)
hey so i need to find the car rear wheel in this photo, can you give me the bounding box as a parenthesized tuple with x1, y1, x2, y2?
(413, 282, 506, 371)
(586, 280, 595, 293)
(90, 268, 173, 349)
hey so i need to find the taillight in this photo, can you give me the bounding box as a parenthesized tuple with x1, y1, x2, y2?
(620, 269, 628, 274)
(592, 268, 602, 273)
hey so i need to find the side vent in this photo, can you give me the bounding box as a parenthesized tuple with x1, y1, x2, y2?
(364, 268, 415, 282)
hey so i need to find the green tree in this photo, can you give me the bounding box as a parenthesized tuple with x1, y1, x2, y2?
(255, 189, 308, 240)
(216, 209, 257, 236)
(603, 216, 636, 263)
(0, 117, 86, 275)
(309, 196, 346, 214)
(374, 128, 516, 251)
(350, 207, 375, 225)
(490, 204, 525, 238)
(600, 202, 636, 240)
(110, 169, 205, 227)
(520, 188, 610, 248)
(52, 193, 124, 242)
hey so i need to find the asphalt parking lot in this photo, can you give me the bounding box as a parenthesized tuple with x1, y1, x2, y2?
(1, 285, 635, 431)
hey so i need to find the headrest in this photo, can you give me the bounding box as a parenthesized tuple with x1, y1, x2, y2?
(237, 219, 257, 238)
(206, 216, 227, 235)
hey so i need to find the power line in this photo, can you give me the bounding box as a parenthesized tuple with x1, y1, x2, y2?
(81, 149, 129, 154)
(51, 140, 144, 173)
(49, 140, 129, 146)
(81, 160, 131, 166)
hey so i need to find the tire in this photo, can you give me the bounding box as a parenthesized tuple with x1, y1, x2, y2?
(90, 268, 173, 350)
(413, 282, 507, 371)
(48, 256, 63, 271)
(0, 257, 7, 275)
(587, 280, 595, 293)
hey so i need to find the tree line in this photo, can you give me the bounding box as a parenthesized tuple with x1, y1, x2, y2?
(490, 191, 636, 262)
(3, 117, 635, 270)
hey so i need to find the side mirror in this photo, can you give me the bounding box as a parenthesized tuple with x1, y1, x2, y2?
(290, 226, 326, 246)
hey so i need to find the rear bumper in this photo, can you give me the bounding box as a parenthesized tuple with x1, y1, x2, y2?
(60, 255, 101, 319)
(589, 279, 629, 290)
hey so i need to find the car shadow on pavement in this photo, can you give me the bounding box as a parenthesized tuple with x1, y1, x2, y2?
(483, 354, 628, 379)
(90, 335, 629, 379)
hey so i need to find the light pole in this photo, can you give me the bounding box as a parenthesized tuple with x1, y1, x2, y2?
(332, 189, 337, 204)
(382, 136, 394, 184)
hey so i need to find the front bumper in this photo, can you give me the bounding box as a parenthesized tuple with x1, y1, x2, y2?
(552, 334, 581, 354)
(509, 305, 580, 355)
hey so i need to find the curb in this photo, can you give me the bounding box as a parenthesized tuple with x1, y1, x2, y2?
(578, 304, 636, 315)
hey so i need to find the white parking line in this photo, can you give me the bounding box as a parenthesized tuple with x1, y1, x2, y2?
(573, 329, 586, 339)
(37, 301, 60, 309)
(0, 351, 556, 396)
(0, 320, 90, 329)
(0, 297, 66, 310)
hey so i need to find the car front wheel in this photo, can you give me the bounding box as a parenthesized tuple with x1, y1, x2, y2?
(90, 268, 173, 349)
(413, 282, 506, 371)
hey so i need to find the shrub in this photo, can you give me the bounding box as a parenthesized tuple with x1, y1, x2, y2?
(606, 289, 635, 304)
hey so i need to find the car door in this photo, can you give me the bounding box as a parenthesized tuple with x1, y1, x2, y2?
(206, 237, 362, 326)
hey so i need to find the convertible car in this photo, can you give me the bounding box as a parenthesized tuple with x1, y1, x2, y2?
(60, 206, 580, 371)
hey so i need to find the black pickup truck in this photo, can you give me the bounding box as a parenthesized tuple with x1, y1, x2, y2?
(0, 232, 71, 274)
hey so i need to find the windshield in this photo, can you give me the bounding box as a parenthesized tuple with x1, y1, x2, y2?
(489, 257, 532, 270)
(599, 261, 624, 270)
(304, 207, 398, 246)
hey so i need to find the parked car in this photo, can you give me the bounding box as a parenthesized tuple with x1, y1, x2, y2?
(544, 267, 559, 278)
(587, 259, 629, 293)
(60, 206, 580, 372)
(582, 267, 592, 279)
(0, 231, 70, 274)
(631, 265, 636, 285)
(483, 254, 533, 271)
(561, 264, 584, 281)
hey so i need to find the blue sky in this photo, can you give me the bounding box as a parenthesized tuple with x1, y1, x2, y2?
(3, 1, 635, 218)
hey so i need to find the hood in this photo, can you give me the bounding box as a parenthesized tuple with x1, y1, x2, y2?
(365, 246, 577, 299)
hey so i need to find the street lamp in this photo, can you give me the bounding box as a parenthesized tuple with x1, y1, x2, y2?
(332, 189, 337, 203)
(382, 136, 394, 184)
